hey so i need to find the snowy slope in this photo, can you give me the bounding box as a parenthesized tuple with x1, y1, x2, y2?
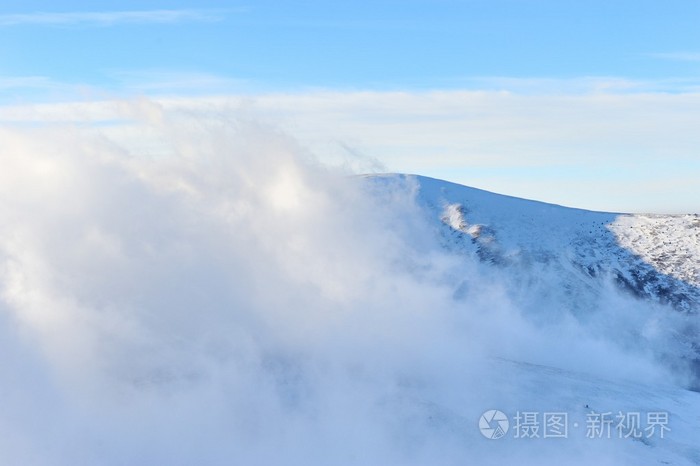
(361, 174, 700, 464)
(375, 174, 700, 368)
(465, 357, 700, 465)
(395, 174, 700, 313)
(365, 174, 700, 314)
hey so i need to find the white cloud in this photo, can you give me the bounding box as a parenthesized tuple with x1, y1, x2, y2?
(2, 86, 699, 213)
(107, 70, 249, 94)
(155, 90, 700, 213)
(0, 75, 54, 89)
(0, 9, 225, 27)
(649, 52, 700, 62)
(447, 75, 700, 94)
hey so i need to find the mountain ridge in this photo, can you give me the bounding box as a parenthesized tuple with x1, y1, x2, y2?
(365, 174, 700, 391)
(365, 173, 700, 311)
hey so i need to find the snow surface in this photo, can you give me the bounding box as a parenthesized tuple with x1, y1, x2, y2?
(383, 174, 700, 313)
(363, 174, 700, 464)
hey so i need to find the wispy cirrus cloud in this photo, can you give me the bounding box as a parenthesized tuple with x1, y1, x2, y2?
(0, 75, 57, 89)
(648, 52, 700, 62)
(108, 70, 249, 94)
(0, 9, 226, 27)
(447, 75, 700, 94)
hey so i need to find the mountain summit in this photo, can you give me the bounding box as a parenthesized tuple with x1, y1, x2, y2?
(367, 174, 700, 382)
(379, 174, 700, 312)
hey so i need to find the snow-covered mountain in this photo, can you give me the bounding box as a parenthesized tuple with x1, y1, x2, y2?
(369, 174, 700, 374)
(370, 174, 700, 314)
(362, 174, 700, 464)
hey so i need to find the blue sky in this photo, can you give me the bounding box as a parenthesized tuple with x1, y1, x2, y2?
(2, 0, 699, 96)
(1, 1, 699, 212)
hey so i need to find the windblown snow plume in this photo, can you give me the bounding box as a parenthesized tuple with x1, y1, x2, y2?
(0, 101, 698, 465)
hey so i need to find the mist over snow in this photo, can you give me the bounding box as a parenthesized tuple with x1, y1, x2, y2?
(0, 101, 698, 465)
